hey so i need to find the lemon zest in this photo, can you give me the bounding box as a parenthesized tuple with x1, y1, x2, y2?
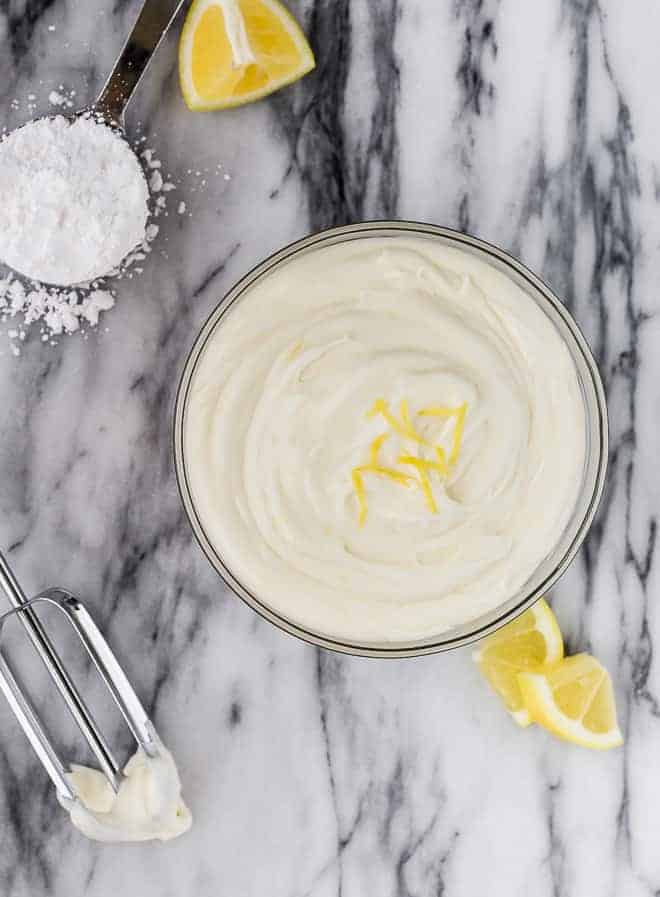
(450, 404, 467, 465)
(352, 470, 368, 527)
(398, 455, 448, 479)
(400, 400, 420, 440)
(353, 400, 468, 525)
(398, 454, 449, 515)
(403, 461, 437, 513)
(352, 462, 418, 527)
(369, 432, 390, 466)
(418, 402, 468, 465)
(420, 471, 437, 513)
(367, 399, 430, 445)
(435, 445, 449, 472)
(418, 406, 460, 415)
(356, 466, 417, 488)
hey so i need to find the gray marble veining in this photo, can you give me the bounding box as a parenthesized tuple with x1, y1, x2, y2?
(0, 1, 659, 895)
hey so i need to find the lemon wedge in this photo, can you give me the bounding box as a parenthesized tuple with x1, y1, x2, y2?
(518, 654, 623, 750)
(179, 0, 315, 111)
(473, 598, 564, 726)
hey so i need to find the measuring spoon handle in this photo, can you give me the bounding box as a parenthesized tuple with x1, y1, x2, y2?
(95, 0, 188, 124)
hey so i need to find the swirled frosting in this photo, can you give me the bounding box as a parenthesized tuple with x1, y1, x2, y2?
(184, 236, 586, 643)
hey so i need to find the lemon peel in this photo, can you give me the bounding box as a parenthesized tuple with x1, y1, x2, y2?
(367, 399, 429, 445)
(398, 453, 448, 479)
(418, 402, 468, 465)
(352, 399, 468, 525)
(369, 432, 390, 465)
(352, 470, 367, 526)
(352, 465, 417, 527)
(357, 467, 417, 488)
(412, 463, 437, 514)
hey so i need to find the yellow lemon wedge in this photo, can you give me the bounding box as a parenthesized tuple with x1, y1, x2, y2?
(518, 654, 623, 750)
(179, 0, 315, 111)
(473, 598, 564, 727)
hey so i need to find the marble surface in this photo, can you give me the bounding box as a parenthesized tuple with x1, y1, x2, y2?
(0, 0, 658, 894)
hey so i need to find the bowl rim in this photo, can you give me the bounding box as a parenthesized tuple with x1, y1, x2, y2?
(173, 220, 609, 658)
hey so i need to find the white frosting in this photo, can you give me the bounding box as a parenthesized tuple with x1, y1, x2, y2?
(60, 743, 192, 843)
(184, 236, 586, 644)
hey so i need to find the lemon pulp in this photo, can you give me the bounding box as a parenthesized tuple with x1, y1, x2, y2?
(518, 654, 623, 750)
(473, 599, 564, 727)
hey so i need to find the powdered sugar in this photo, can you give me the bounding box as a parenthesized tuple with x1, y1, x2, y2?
(48, 90, 72, 109)
(0, 84, 230, 355)
(0, 216, 162, 353)
(0, 276, 115, 351)
(0, 114, 149, 285)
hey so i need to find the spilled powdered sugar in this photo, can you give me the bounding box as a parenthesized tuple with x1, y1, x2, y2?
(0, 219, 162, 356)
(0, 278, 115, 351)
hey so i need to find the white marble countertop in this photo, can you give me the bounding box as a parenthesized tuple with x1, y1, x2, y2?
(0, 1, 658, 895)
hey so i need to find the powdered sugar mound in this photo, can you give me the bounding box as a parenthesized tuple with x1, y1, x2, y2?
(0, 89, 205, 355)
(0, 115, 149, 285)
(0, 173, 168, 350)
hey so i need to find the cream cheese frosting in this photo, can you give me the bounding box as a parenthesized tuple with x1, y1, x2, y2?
(59, 742, 192, 843)
(184, 236, 586, 644)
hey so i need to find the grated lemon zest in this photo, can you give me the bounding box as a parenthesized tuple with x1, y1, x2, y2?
(419, 406, 460, 416)
(352, 462, 418, 527)
(450, 403, 467, 464)
(398, 455, 448, 479)
(367, 399, 429, 445)
(418, 402, 468, 465)
(353, 400, 468, 524)
(399, 400, 419, 440)
(369, 432, 390, 466)
(397, 458, 438, 513)
(356, 465, 417, 488)
(417, 466, 438, 514)
(435, 445, 449, 473)
(352, 470, 368, 526)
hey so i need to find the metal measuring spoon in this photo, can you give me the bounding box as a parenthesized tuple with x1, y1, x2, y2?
(92, 0, 188, 128)
(0, 0, 188, 286)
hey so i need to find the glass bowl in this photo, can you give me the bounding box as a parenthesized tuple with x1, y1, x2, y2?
(174, 221, 608, 657)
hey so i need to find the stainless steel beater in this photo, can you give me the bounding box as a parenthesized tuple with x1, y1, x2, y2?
(0, 552, 160, 802)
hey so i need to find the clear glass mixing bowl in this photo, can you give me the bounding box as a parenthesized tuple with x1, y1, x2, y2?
(174, 222, 608, 657)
